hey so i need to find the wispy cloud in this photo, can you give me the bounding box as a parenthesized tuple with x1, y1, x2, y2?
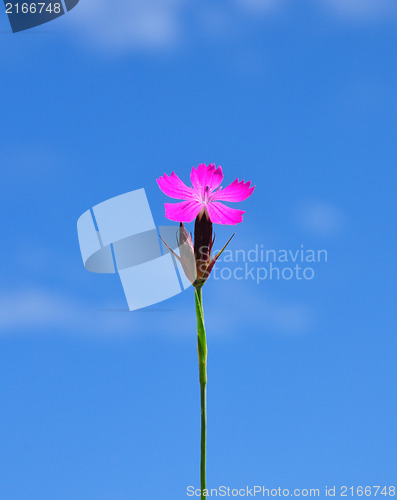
(259, 298, 314, 334)
(235, 0, 284, 14)
(65, 0, 397, 54)
(0, 289, 128, 335)
(295, 201, 345, 237)
(321, 0, 397, 21)
(69, 0, 185, 52)
(203, 280, 314, 336)
(0, 282, 313, 338)
(238, 0, 397, 19)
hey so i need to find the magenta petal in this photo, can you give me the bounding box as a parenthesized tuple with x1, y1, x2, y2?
(207, 202, 245, 225)
(213, 179, 255, 202)
(157, 172, 195, 200)
(164, 201, 203, 222)
(190, 163, 223, 196)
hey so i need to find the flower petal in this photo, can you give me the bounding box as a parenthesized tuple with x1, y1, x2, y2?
(213, 179, 255, 202)
(157, 172, 196, 200)
(206, 201, 245, 225)
(164, 201, 203, 222)
(190, 163, 223, 196)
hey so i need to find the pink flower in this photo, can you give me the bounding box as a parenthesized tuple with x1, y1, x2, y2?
(157, 163, 255, 225)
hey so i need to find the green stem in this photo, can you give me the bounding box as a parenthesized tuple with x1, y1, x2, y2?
(195, 286, 207, 499)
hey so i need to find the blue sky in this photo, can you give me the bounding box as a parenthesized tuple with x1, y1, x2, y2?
(0, 1, 396, 498)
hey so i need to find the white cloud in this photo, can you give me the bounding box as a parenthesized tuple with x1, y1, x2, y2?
(238, 0, 397, 19)
(0, 288, 136, 336)
(321, 0, 397, 21)
(69, 0, 184, 51)
(235, 0, 284, 14)
(63, 0, 397, 53)
(203, 279, 314, 336)
(296, 201, 345, 237)
(0, 282, 313, 338)
(67, 0, 284, 52)
(259, 298, 313, 333)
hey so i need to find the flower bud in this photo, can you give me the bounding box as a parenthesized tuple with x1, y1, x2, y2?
(173, 215, 234, 288)
(194, 212, 214, 285)
(178, 223, 197, 285)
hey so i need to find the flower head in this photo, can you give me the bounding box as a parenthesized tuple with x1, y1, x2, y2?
(157, 163, 254, 225)
(157, 163, 254, 287)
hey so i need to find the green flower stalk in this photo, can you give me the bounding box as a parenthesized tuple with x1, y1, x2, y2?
(195, 285, 207, 496)
(163, 215, 232, 498)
